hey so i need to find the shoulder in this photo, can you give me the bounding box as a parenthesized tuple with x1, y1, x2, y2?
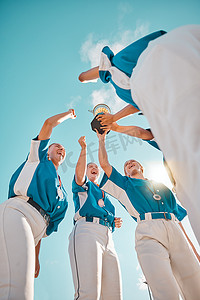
(72, 175, 89, 192)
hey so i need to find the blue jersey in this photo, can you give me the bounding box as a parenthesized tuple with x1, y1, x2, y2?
(99, 30, 166, 109)
(100, 167, 186, 222)
(72, 177, 115, 231)
(8, 137, 68, 235)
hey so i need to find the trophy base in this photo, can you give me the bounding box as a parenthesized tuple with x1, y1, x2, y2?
(91, 115, 110, 135)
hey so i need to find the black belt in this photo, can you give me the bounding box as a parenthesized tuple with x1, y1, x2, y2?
(27, 198, 50, 224)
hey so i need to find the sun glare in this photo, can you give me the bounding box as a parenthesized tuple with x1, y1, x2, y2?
(146, 162, 172, 188)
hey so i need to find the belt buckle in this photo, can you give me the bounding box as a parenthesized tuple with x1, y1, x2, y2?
(44, 214, 50, 224)
(163, 212, 168, 221)
(40, 209, 50, 224)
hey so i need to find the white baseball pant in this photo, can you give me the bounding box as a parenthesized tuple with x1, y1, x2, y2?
(130, 24, 200, 245)
(68, 218, 122, 300)
(0, 197, 47, 300)
(135, 218, 200, 300)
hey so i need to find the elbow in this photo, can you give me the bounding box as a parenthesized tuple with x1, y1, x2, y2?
(44, 118, 53, 127)
(43, 118, 55, 130)
(78, 72, 85, 82)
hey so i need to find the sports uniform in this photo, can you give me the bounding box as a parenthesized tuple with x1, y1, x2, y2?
(68, 176, 122, 300)
(129, 24, 200, 244)
(98, 25, 200, 245)
(99, 30, 166, 110)
(99, 166, 200, 300)
(0, 137, 68, 300)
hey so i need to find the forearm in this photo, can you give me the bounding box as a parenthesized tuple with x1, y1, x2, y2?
(113, 104, 139, 122)
(38, 110, 74, 140)
(111, 124, 154, 139)
(75, 147, 87, 185)
(98, 137, 112, 177)
(45, 111, 73, 128)
(79, 66, 99, 82)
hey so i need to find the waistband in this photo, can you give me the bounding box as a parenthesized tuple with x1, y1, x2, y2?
(138, 212, 177, 222)
(74, 216, 113, 231)
(27, 198, 50, 225)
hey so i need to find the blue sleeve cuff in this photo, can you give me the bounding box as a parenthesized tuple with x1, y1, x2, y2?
(100, 167, 127, 192)
(143, 139, 160, 151)
(99, 172, 109, 188)
(176, 204, 187, 221)
(72, 175, 88, 193)
(99, 46, 114, 83)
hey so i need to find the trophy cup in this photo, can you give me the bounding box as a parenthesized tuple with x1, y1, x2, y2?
(89, 104, 111, 134)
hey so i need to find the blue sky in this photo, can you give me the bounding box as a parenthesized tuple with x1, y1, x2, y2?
(1, 0, 200, 299)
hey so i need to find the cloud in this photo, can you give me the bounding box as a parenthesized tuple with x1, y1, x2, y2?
(80, 22, 150, 67)
(80, 34, 109, 67)
(90, 87, 125, 113)
(117, 2, 133, 22)
(66, 95, 82, 109)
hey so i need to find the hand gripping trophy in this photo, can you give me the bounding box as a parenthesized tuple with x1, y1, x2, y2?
(90, 104, 111, 134)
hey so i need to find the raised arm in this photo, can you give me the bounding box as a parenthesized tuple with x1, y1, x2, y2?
(96, 104, 139, 126)
(78, 66, 99, 82)
(102, 123, 154, 140)
(38, 109, 76, 140)
(96, 130, 112, 178)
(75, 136, 87, 186)
(112, 104, 139, 121)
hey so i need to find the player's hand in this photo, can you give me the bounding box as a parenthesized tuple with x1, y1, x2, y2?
(35, 257, 40, 278)
(78, 136, 87, 149)
(95, 129, 108, 141)
(100, 122, 118, 132)
(68, 109, 76, 119)
(114, 217, 123, 229)
(96, 113, 114, 126)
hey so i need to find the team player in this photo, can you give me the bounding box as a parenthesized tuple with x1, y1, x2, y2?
(68, 136, 122, 300)
(79, 25, 200, 245)
(99, 122, 200, 259)
(96, 130, 200, 300)
(100, 122, 176, 188)
(79, 30, 166, 111)
(0, 109, 76, 300)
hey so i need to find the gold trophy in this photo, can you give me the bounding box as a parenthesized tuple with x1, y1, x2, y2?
(90, 104, 111, 134)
